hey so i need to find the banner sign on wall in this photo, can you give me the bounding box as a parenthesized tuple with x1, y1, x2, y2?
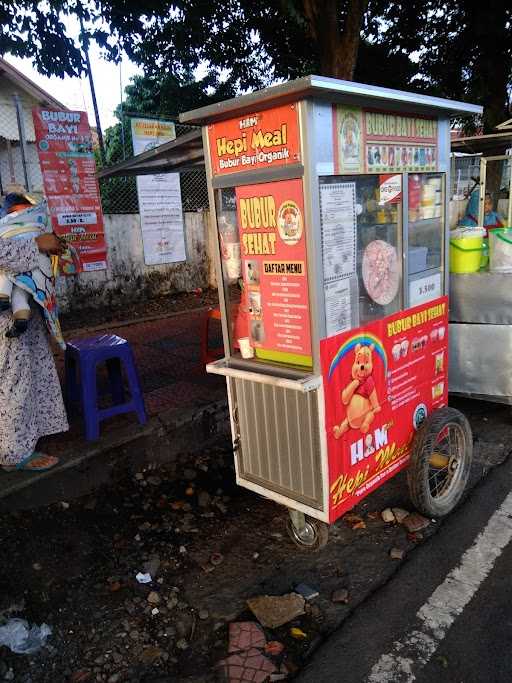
(321, 296, 448, 522)
(32, 108, 107, 272)
(235, 178, 312, 367)
(208, 104, 301, 176)
(131, 118, 186, 266)
(333, 106, 438, 175)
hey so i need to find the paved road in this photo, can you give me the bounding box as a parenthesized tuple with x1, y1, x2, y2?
(298, 451, 512, 683)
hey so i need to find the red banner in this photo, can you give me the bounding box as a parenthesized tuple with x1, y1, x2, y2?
(235, 178, 312, 366)
(32, 108, 107, 272)
(208, 104, 300, 176)
(321, 297, 448, 522)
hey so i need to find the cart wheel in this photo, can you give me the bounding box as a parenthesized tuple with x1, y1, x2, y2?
(407, 406, 472, 518)
(286, 513, 329, 552)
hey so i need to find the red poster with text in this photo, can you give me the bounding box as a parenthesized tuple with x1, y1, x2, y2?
(33, 108, 107, 272)
(321, 297, 448, 522)
(208, 104, 300, 176)
(235, 179, 312, 366)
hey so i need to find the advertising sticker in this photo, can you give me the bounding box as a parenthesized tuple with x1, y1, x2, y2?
(208, 104, 300, 176)
(32, 108, 107, 272)
(332, 105, 439, 175)
(321, 296, 448, 522)
(235, 178, 312, 366)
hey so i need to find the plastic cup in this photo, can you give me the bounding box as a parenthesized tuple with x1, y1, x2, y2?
(238, 337, 254, 359)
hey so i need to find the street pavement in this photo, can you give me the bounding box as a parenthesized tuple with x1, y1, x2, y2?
(298, 444, 512, 683)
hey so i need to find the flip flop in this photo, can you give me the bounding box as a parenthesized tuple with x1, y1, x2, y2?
(2, 452, 59, 472)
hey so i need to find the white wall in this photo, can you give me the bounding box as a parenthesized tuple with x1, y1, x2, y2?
(57, 211, 215, 313)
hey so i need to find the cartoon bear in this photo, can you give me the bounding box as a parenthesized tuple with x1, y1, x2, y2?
(333, 343, 381, 439)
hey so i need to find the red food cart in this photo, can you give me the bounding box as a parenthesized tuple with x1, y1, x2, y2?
(180, 76, 482, 549)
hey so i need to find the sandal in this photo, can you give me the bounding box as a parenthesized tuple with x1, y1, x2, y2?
(2, 452, 59, 472)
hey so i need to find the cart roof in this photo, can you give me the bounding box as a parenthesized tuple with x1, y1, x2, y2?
(180, 75, 482, 125)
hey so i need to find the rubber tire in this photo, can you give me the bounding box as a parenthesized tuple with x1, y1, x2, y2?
(286, 515, 329, 552)
(407, 406, 472, 518)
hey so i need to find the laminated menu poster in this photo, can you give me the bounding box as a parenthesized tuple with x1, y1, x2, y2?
(321, 296, 448, 522)
(131, 118, 186, 265)
(319, 181, 357, 337)
(235, 178, 312, 367)
(32, 108, 107, 272)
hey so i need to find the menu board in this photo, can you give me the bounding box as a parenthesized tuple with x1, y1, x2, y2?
(208, 104, 300, 176)
(321, 296, 448, 522)
(32, 108, 107, 272)
(319, 181, 357, 336)
(235, 178, 312, 366)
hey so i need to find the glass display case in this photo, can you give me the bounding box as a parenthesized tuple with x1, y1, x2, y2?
(319, 174, 402, 333)
(407, 173, 444, 306)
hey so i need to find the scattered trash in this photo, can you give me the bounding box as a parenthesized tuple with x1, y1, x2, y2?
(228, 622, 266, 653)
(210, 552, 224, 566)
(294, 583, 319, 601)
(143, 556, 161, 578)
(176, 638, 189, 650)
(402, 513, 430, 533)
(247, 593, 305, 629)
(331, 588, 350, 604)
(32, 563, 42, 571)
(381, 508, 396, 523)
(135, 572, 152, 584)
(198, 609, 209, 621)
(265, 641, 285, 656)
(60, 501, 70, 510)
(392, 507, 410, 524)
(407, 531, 424, 543)
(179, 545, 187, 554)
(253, 552, 260, 560)
(290, 627, 307, 640)
(147, 591, 160, 605)
(344, 513, 366, 529)
(0, 618, 52, 654)
(390, 547, 405, 560)
(146, 475, 162, 487)
(185, 486, 195, 496)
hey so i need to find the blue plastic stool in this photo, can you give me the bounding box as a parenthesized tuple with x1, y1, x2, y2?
(64, 334, 147, 441)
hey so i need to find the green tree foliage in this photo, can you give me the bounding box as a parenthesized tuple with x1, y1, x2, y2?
(375, 1, 512, 132)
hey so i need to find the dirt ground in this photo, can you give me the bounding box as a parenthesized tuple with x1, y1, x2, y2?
(60, 289, 219, 332)
(0, 399, 509, 683)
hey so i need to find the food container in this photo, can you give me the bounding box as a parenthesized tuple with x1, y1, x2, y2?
(489, 228, 512, 273)
(449, 227, 486, 273)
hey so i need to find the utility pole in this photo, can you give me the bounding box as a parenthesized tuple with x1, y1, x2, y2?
(79, 15, 106, 165)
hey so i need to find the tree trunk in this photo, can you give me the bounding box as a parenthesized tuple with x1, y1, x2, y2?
(302, 0, 368, 81)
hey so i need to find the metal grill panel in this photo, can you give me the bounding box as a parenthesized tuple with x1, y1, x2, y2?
(232, 378, 323, 509)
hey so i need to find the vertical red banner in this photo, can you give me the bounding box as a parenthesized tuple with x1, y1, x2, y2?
(32, 108, 107, 272)
(235, 178, 312, 366)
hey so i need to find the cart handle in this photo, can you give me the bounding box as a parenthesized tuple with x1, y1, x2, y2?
(449, 240, 483, 253)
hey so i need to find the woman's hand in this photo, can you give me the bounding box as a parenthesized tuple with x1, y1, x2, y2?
(35, 234, 66, 255)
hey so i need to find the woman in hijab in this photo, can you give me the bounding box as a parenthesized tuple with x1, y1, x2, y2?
(0, 194, 68, 472)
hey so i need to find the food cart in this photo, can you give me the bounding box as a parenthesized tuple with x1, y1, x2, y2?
(180, 76, 482, 549)
(449, 154, 512, 402)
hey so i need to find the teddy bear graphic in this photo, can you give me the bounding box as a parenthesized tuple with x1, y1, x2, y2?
(333, 343, 381, 439)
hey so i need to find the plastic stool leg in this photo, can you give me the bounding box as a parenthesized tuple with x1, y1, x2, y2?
(123, 350, 147, 425)
(64, 354, 78, 414)
(106, 357, 125, 405)
(81, 357, 100, 441)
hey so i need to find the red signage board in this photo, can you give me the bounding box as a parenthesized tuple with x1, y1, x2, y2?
(332, 105, 438, 174)
(235, 178, 312, 366)
(321, 297, 448, 522)
(208, 104, 301, 176)
(33, 108, 107, 272)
